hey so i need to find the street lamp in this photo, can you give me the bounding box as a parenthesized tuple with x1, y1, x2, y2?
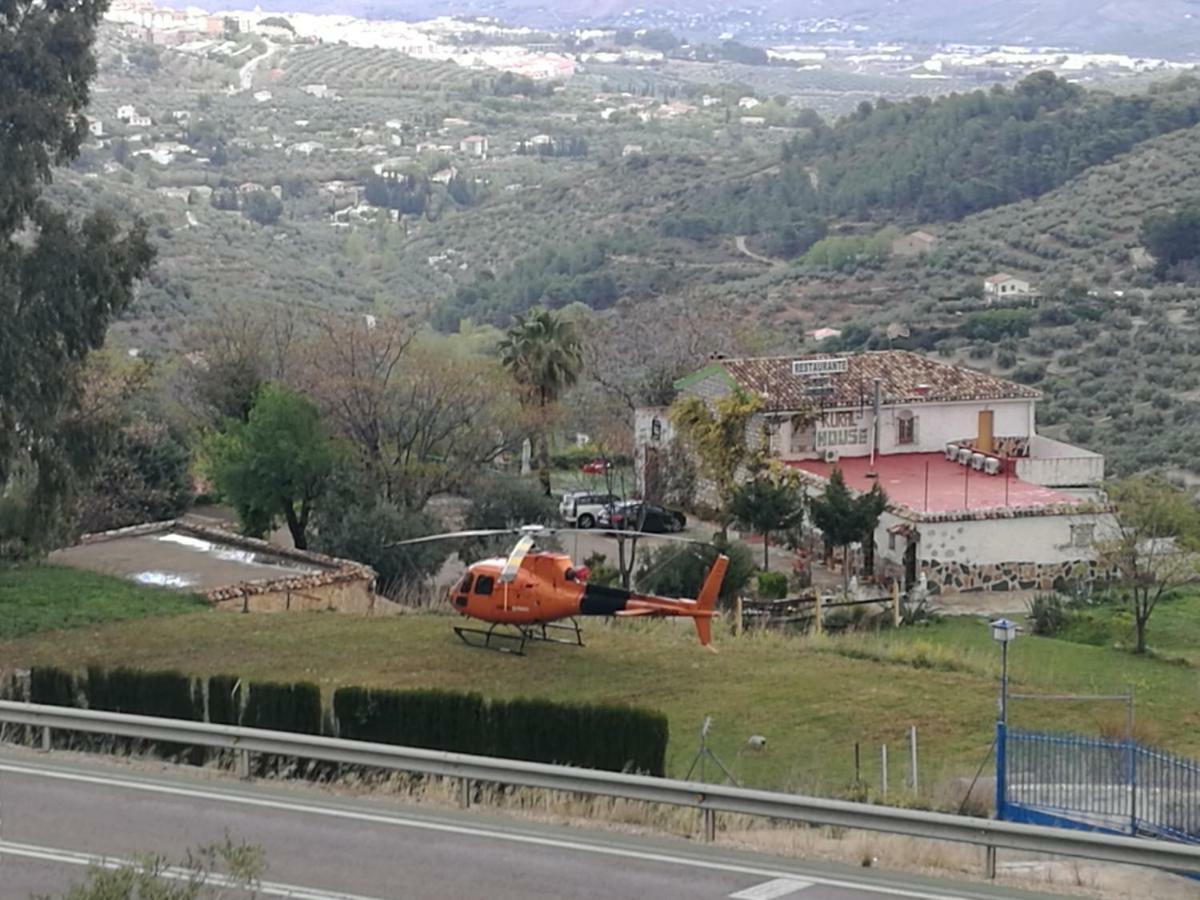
(990, 617, 1019, 725)
(989, 617, 1019, 837)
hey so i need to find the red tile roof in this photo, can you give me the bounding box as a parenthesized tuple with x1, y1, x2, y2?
(698, 351, 1040, 409)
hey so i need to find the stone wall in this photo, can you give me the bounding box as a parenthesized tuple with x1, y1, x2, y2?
(922, 558, 1111, 594)
(211, 579, 375, 613)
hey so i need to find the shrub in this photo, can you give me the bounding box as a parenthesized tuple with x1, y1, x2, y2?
(1027, 593, 1069, 636)
(635, 538, 755, 606)
(756, 571, 788, 599)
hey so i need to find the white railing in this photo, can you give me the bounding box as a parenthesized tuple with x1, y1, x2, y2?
(1, 701, 1199, 875)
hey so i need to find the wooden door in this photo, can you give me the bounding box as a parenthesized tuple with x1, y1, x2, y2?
(977, 410, 995, 454)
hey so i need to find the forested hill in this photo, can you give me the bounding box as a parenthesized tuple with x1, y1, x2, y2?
(796, 72, 1200, 222)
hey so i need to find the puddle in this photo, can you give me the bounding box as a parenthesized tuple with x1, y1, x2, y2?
(156, 531, 320, 573)
(134, 571, 195, 588)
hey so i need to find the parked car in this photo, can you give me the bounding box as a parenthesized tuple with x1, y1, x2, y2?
(559, 491, 621, 529)
(579, 458, 614, 475)
(598, 501, 687, 534)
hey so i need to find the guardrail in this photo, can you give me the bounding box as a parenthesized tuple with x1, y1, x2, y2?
(2, 700, 1199, 877)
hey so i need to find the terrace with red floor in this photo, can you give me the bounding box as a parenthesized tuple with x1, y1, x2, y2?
(787, 453, 1084, 515)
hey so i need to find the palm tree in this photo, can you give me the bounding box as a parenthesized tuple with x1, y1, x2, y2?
(499, 308, 583, 496)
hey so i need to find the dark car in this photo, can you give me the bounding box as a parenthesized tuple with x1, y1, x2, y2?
(598, 501, 686, 534)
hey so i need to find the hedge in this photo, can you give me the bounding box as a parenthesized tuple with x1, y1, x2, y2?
(334, 687, 667, 775)
(17, 669, 669, 777)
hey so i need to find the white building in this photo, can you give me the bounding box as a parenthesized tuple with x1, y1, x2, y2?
(459, 135, 488, 157)
(88, 119, 104, 137)
(116, 104, 136, 121)
(738, 96, 761, 109)
(636, 351, 1111, 594)
(301, 83, 329, 99)
(127, 114, 152, 128)
(983, 273, 1033, 302)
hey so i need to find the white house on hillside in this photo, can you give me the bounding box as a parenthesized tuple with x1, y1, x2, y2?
(636, 351, 1110, 595)
(983, 273, 1033, 302)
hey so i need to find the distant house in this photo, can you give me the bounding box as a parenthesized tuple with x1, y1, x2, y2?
(701, 94, 721, 107)
(459, 135, 488, 157)
(172, 110, 191, 124)
(892, 230, 939, 257)
(658, 101, 697, 118)
(621, 144, 643, 157)
(738, 96, 761, 109)
(805, 327, 842, 343)
(983, 273, 1033, 303)
(116, 105, 136, 121)
(88, 119, 104, 137)
(301, 83, 329, 99)
(238, 181, 265, 194)
(289, 140, 325, 157)
(740, 116, 766, 127)
(253, 90, 273, 103)
(127, 114, 152, 128)
(431, 166, 458, 185)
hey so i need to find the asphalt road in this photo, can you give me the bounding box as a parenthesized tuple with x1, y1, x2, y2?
(0, 750, 1055, 900)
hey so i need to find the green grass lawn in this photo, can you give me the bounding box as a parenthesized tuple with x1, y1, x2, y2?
(2, 597, 1198, 798)
(0, 564, 207, 640)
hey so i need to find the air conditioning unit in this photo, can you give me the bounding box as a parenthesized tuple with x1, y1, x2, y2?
(971, 452, 986, 471)
(945, 442, 959, 461)
(957, 447, 972, 466)
(984, 457, 1001, 476)
(824, 449, 840, 464)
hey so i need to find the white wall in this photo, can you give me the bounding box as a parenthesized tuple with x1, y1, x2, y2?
(781, 399, 1035, 459)
(876, 509, 1119, 568)
(1016, 435, 1104, 486)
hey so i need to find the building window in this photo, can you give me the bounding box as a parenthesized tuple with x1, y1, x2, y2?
(1070, 524, 1095, 549)
(650, 417, 662, 442)
(897, 412, 917, 445)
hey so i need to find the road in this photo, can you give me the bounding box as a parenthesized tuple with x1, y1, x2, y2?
(0, 750, 1056, 900)
(238, 40, 277, 92)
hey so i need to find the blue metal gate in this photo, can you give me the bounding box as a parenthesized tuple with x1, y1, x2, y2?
(998, 723, 1200, 843)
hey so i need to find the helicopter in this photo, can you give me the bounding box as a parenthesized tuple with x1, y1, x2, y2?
(393, 526, 728, 656)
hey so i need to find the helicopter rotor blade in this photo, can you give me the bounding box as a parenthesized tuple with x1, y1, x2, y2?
(499, 533, 537, 583)
(385, 529, 520, 548)
(593, 529, 716, 548)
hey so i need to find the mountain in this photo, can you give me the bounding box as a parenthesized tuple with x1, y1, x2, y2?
(171, 1, 1200, 56)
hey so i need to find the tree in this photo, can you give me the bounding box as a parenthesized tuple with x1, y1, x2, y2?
(297, 317, 515, 509)
(241, 190, 282, 225)
(730, 467, 804, 570)
(77, 421, 193, 533)
(635, 538, 755, 607)
(459, 474, 560, 563)
(809, 468, 888, 595)
(0, 0, 155, 555)
(1094, 476, 1200, 654)
(311, 470, 448, 599)
(498, 308, 584, 496)
(1141, 205, 1200, 278)
(205, 385, 337, 549)
(669, 389, 763, 536)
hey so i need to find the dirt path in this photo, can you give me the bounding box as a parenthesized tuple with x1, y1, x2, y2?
(734, 235, 778, 266)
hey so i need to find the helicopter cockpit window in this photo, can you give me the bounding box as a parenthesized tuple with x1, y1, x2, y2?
(474, 575, 495, 596)
(458, 573, 474, 594)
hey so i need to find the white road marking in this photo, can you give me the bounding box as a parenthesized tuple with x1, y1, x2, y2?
(0, 760, 980, 900)
(730, 877, 814, 898)
(0, 839, 387, 900)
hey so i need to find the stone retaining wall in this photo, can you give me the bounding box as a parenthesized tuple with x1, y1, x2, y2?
(923, 558, 1111, 594)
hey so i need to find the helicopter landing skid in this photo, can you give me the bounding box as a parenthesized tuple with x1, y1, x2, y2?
(453, 619, 585, 656)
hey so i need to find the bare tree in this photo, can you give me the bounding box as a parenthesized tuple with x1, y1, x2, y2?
(297, 314, 517, 509)
(1094, 476, 1200, 654)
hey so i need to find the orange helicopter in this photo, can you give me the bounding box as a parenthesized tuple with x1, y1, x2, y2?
(395, 526, 728, 655)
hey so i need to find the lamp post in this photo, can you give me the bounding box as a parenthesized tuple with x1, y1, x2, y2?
(990, 617, 1019, 838)
(990, 617, 1019, 724)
